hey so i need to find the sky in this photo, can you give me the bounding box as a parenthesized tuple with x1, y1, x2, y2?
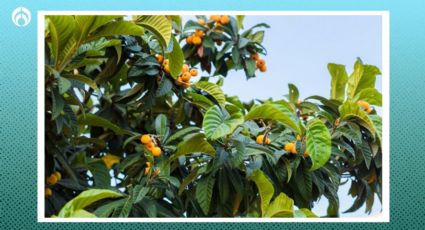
(184, 15, 383, 217)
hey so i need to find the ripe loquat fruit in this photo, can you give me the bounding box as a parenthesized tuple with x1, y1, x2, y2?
(141, 134, 152, 144)
(152, 147, 162, 157)
(46, 174, 58, 185)
(190, 69, 198, 77)
(192, 36, 202, 46)
(181, 72, 192, 82)
(259, 65, 267, 72)
(197, 18, 206, 25)
(357, 100, 370, 110)
(210, 15, 221, 22)
(256, 59, 266, 68)
(45, 188, 52, 198)
(251, 53, 260, 61)
(195, 30, 205, 38)
(163, 65, 170, 73)
(155, 54, 164, 64)
(182, 64, 190, 73)
(220, 15, 230, 25)
(53, 171, 62, 181)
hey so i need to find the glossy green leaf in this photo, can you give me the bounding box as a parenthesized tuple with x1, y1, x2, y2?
(306, 119, 331, 170)
(248, 170, 274, 216)
(165, 127, 201, 145)
(171, 133, 216, 160)
(288, 83, 299, 104)
(90, 20, 145, 41)
(353, 88, 382, 106)
(196, 176, 215, 215)
(77, 114, 133, 136)
(294, 208, 319, 218)
(245, 103, 300, 133)
(347, 59, 381, 99)
(328, 63, 348, 101)
(57, 189, 124, 218)
(338, 101, 376, 136)
(202, 105, 244, 140)
(263, 193, 294, 217)
(168, 36, 184, 79)
(135, 16, 172, 48)
(192, 81, 226, 106)
(370, 115, 382, 142)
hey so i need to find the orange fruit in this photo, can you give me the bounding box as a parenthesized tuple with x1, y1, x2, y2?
(155, 54, 164, 64)
(53, 171, 62, 181)
(186, 35, 193, 44)
(284, 143, 297, 154)
(163, 64, 170, 73)
(182, 64, 190, 73)
(190, 69, 198, 77)
(259, 65, 267, 72)
(146, 142, 155, 149)
(210, 15, 221, 22)
(152, 147, 162, 157)
(144, 167, 151, 175)
(256, 59, 266, 68)
(265, 137, 271, 145)
(163, 59, 169, 65)
(182, 82, 190, 89)
(296, 135, 302, 141)
(175, 77, 183, 86)
(220, 15, 230, 25)
(46, 174, 58, 185)
(251, 53, 260, 61)
(197, 18, 206, 25)
(357, 100, 370, 110)
(45, 188, 52, 198)
(256, 135, 264, 144)
(303, 151, 309, 158)
(366, 107, 373, 113)
(141, 134, 151, 144)
(181, 72, 192, 82)
(195, 30, 205, 38)
(192, 36, 202, 46)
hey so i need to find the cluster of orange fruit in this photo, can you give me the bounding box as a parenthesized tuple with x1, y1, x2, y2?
(45, 171, 62, 198)
(251, 53, 267, 72)
(175, 64, 198, 89)
(156, 55, 171, 74)
(284, 136, 309, 157)
(186, 30, 205, 46)
(357, 100, 373, 113)
(144, 162, 161, 176)
(208, 15, 230, 26)
(256, 134, 271, 145)
(141, 134, 162, 157)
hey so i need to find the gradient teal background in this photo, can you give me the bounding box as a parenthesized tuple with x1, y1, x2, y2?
(1, 0, 424, 229)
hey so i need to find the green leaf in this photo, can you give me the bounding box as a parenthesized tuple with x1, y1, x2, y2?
(57, 189, 124, 218)
(196, 176, 215, 215)
(90, 20, 145, 41)
(328, 63, 348, 101)
(245, 103, 300, 133)
(58, 76, 71, 94)
(63, 74, 98, 91)
(68, 209, 97, 218)
(155, 114, 169, 139)
(192, 81, 226, 106)
(77, 114, 133, 136)
(187, 92, 215, 110)
(294, 208, 319, 218)
(165, 127, 201, 145)
(370, 115, 382, 141)
(202, 105, 244, 140)
(339, 101, 376, 136)
(248, 170, 274, 216)
(47, 16, 76, 68)
(263, 193, 294, 217)
(288, 83, 299, 104)
(353, 88, 382, 106)
(135, 16, 172, 48)
(171, 133, 216, 160)
(236, 15, 245, 30)
(347, 59, 381, 99)
(168, 36, 184, 79)
(87, 159, 111, 188)
(94, 198, 126, 217)
(306, 119, 331, 170)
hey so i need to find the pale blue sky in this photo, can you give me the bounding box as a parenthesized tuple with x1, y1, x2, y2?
(185, 15, 383, 217)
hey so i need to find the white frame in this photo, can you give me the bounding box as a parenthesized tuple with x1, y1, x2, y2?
(37, 11, 390, 223)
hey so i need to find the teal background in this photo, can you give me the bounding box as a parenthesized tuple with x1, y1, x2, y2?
(1, 0, 424, 229)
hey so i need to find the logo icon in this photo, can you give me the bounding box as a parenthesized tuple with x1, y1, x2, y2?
(12, 7, 31, 27)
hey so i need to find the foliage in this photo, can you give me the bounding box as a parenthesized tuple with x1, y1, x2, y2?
(44, 15, 382, 218)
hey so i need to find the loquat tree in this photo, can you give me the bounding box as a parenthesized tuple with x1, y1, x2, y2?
(44, 15, 382, 218)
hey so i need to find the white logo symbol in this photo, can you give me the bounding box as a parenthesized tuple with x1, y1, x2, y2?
(12, 7, 31, 27)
